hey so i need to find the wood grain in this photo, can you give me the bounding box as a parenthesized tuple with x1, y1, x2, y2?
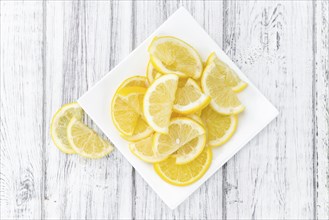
(314, 1, 329, 219)
(0, 1, 328, 219)
(0, 2, 44, 219)
(223, 1, 315, 219)
(44, 1, 133, 219)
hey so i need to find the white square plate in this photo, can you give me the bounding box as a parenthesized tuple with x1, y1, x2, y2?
(78, 7, 279, 209)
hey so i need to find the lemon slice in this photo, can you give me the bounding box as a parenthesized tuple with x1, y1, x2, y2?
(118, 75, 148, 90)
(146, 61, 162, 84)
(173, 78, 210, 114)
(154, 147, 212, 186)
(129, 135, 168, 163)
(152, 118, 206, 159)
(201, 105, 238, 147)
(120, 117, 153, 142)
(175, 135, 206, 164)
(148, 36, 203, 79)
(201, 61, 245, 115)
(143, 74, 179, 133)
(67, 118, 114, 159)
(111, 87, 147, 136)
(50, 102, 83, 154)
(206, 52, 248, 92)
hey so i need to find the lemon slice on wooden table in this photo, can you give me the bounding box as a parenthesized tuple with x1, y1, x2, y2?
(173, 78, 210, 115)
(154, 147, 212, 186)
(206, 52, 248, 92)
(152, 117, 206, 164)
(143, 74, 179, 133)
(67, 118, 114, 159)
(50, 102, 83, 154)
(129, 135, 168, 163)
(111, 87, 153, 140)
(148, 36, 203, 79)
(201, 61, 245, 115)
(201, 105, 238, 147)
(146, 61, 162, 84)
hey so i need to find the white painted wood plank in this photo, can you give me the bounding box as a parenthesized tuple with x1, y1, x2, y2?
(133, 1, 224, 218)
(223, 1, 314, 219)
(44, 1, 133, 219)
(314, 1, 329, 219)
(0, 2, 44, 219)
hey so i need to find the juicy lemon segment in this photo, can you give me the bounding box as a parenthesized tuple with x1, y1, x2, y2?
(154, 147, 212, 186)
(120, 117, 153, 142)
(173, 78, 210, 115)
(201, 62, 245, 115)
(67, 118, 114, 159)
(148, 36, 203, 79)
(129, 135, 168, 163)
(201, 105, 238, 147)
(111, 87, 147, 136)
(118, 75, 149, 90)
(206, 52, 248, 92)
(146, 61, 162, 84)
(152, 118, 206, 158)
(143, 74, 179, 133)
(50, 102, 83, 154)
(175, 134, 206, 164)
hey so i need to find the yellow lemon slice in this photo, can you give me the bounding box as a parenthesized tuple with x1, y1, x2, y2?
(206, 52, 248, 92)
(174, 135, 207, 164)
(120, 117, 153, 142)
(154, 147, 212, 186)
(152, 118, 206, 164)
(173, 78, 210, 115)
(67, 118, 114, 159)
(201, 61, 245, 115)
(129, 135, 168, 163)
(143, 74, 179, 133)
(148, 36, 203, 79)
(201, 105, 238, 147)
(111, 87, 151, 138)
(146, 61, 162, 84)
(50, 102, 83, 154)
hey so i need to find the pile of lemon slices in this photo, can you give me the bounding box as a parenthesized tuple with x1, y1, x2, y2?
(112, 36, 247, 186)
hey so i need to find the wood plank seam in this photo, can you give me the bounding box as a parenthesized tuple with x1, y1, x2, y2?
(312, 1, 317, 219)
(41, 1, 47, 219)
(313, 1, 329, 219)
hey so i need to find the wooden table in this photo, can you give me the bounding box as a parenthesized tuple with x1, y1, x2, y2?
(1, 1, 328, 219)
